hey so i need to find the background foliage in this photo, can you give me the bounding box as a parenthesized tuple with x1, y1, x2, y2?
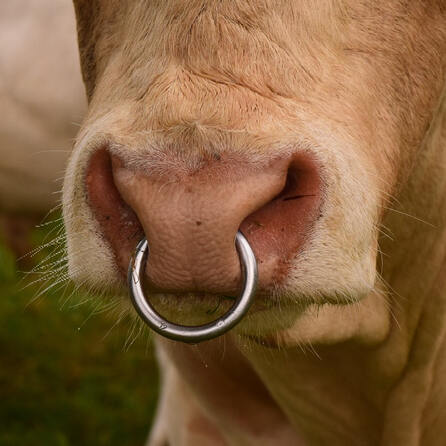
(0, 220, 159, 446)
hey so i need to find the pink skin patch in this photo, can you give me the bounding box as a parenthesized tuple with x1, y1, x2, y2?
(86, 147, 322, 296)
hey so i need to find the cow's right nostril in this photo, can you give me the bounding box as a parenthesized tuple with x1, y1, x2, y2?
(86, 148, 144, 277)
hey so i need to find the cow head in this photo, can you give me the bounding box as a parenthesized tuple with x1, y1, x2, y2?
(64, 0, 446, 344)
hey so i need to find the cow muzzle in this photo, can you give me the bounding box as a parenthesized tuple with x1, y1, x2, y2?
(86, 148, 322, 340)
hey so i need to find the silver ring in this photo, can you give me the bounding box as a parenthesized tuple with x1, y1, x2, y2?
(128, 231, 257, 343)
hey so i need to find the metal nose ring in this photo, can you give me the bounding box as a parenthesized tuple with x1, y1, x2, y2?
(128, 231, 258, 344)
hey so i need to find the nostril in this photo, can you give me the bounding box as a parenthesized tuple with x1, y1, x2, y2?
(240, 154, 322, 289)
(276, 167, 300, 199)
(86, 148, 144, 277)
(275, 167, 316, 202)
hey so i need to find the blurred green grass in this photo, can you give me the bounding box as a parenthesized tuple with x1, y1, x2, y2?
(0, 221, 159, 446)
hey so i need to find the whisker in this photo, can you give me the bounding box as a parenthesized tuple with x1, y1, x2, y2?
(383, 206, 436, 228)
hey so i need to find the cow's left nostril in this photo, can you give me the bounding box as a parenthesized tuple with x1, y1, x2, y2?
(240, 154, 322, 289)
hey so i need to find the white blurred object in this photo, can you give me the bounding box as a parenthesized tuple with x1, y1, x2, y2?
(0, 0, 86, 214)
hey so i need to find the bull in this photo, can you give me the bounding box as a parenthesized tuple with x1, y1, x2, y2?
(64, 1, 446, 444)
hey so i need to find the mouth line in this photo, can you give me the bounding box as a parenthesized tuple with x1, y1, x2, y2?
(136, 288, 292, 320)
(241, 333, 283, 349)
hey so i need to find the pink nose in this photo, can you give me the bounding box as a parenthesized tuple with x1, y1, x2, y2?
(86, 149, 321, 295)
